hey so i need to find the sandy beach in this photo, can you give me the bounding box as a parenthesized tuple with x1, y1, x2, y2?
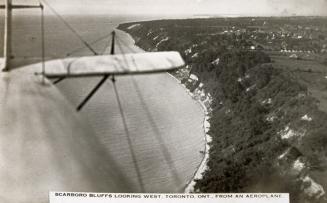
(167, 74, 211, 192)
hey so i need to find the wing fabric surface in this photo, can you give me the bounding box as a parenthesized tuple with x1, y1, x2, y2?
(41, 51, 185, 78)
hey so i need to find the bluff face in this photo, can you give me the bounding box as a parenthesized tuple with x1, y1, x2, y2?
(119, 17, 327, 203)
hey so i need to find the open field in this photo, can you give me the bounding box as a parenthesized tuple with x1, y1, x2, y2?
(269, 54, 327, 113)
(268, 54, 327, 197)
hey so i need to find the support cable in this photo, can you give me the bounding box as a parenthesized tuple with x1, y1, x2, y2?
(76, 75, 109, 111)
(40, 0, 98, 55)
(53, 77, 66, 84)
(101, 33, 113, 55)
(116, 35, 138, 54)
(67, 32, 113, 56)
(114, 35, 181, 187)
(115, 37, 137, 72)
(75, 31, 116, 110)
(111, 76, 145, 192)
(110, 37, 146, 191)
(40, 3, 46, 83)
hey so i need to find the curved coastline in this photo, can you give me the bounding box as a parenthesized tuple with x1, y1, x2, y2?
(184, 100, 211, 193)
(166, 74, 211, 193)
(116, 27, 210, 192)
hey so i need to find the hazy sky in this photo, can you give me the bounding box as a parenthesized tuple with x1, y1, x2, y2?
(7, 0, 327, 16)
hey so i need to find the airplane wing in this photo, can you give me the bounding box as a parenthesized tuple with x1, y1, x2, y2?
(39, 51, 185, 78)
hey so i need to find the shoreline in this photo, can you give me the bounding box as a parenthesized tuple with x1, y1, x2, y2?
(167, 74, 212, 193)
(184, 99, 211, 193)
(116, 26, 210, 193)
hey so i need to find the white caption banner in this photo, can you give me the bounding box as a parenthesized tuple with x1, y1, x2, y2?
(50, 192, 289, 203)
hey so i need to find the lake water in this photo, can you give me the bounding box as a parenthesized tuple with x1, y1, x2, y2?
(0, 15, 205, 192)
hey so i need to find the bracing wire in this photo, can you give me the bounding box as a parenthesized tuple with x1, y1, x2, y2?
(114, 36, 182, 187)
(111, 77, 146, 192)
(102, 33, 113, 55)
(115, 38, 131, 72)
(40, 0, 98, 56)
(116, 33, 182, 186)
(40, 2, 45, 83)
(116, 35, 139, 54)
(66, 32, 113, 56)
(101, 33, 146, 190)
(130, 77, 182, 187)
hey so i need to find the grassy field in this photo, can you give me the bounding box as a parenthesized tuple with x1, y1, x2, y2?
(268, 53, 327, 196)
(269, 53, 327, 113)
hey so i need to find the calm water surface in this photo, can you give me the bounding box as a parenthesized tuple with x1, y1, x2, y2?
(1, 15, 205, 192)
